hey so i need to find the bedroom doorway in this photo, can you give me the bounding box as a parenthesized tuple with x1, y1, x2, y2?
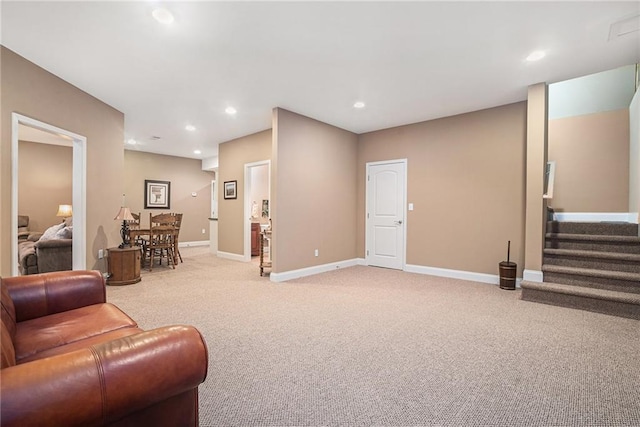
(11, 113, 87, 276)
(243, 160, 270, 262)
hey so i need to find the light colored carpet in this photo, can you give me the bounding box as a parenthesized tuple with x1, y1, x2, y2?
(106, 247, 640, 427)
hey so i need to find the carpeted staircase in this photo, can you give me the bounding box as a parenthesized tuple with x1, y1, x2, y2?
(521, 221, 640, 319)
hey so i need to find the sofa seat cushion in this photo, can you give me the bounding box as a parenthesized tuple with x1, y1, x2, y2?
(14, 303, 138, 362)
(17, 326, 144, 364)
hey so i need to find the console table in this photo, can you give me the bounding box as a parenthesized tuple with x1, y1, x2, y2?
(107, 246, 141, 285)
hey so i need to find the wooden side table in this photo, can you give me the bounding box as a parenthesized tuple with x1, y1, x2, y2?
(107, 246, 141, 285)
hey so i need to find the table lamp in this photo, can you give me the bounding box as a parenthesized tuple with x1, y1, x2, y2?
(56, 204, 73, 223)
(114, 206, 135, 248)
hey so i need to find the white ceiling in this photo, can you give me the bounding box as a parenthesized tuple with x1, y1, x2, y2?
(2, 1, 639, 160)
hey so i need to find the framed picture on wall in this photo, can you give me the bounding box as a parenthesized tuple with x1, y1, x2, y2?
(144, 179, 171, 209)
(224, 180, 237, 199)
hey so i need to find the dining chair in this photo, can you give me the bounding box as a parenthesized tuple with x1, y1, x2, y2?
(127, 212, 147, 263)
(170, 213, 183, 263)
(147, 213, 177, 271)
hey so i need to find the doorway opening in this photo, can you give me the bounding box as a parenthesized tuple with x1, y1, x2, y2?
(11, 113, 87, 276)
(243, 160, 270, 262)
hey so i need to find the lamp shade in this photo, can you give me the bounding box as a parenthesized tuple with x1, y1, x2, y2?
(114, 207, 135, 221)
(56, 204, 73, 218)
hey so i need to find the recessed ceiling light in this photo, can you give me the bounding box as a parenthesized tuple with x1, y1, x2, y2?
(185, 124, 196, 132)
(353, 101, 366, 109)
(126, 139, 137, 145)
(225, 106, 237, 115)
(526, 50, 546, 62)
(152, 8, 174, 25)
(194, 150, 201, 155)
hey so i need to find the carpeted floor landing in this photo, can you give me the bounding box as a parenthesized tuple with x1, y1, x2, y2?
(106, 248, 640, 426)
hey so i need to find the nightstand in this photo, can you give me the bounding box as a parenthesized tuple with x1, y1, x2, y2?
(107, 246, 141, 285)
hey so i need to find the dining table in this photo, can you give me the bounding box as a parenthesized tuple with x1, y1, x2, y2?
(129, 222, 179, 265)
(127, 227, 179, 266)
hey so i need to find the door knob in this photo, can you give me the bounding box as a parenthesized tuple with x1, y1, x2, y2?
(394, 220, 403, 225)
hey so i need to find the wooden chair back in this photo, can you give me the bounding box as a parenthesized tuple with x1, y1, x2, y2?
(147, 213, 177, 270)
(128, 212, 141, 229)
(169, 213, 184, 263)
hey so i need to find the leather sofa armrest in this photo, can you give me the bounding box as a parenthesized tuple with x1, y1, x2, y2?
(2, 270, 106, 322)
(0, 325, 208, 427)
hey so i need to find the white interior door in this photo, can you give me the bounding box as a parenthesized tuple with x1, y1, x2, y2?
(366, 160, 406, 270)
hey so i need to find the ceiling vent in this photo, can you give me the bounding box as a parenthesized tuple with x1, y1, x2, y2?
(609, 14, 640, 41)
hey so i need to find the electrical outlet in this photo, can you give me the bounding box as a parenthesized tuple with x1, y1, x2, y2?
(202, 228, 206, 234)
(98, 249, 104, 259)
(314, 249, 319, 257)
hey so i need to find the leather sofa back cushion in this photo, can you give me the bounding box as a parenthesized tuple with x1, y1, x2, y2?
(1, 282, 17, 368)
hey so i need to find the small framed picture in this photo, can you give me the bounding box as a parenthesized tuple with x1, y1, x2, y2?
(144, 179, 171, 209)
(224, 180, 237, 199)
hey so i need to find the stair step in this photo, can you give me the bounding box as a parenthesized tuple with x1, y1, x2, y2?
(545, 233, 640, 254)
(546, 221, 639, 237)
(543, 249, 640, 273)
(546, 233, 640, 243)
(521, 280, 640, 320)
(543, 248, 640, 262)
(542, 265, 640, 294)
(543, 265, 640, 281)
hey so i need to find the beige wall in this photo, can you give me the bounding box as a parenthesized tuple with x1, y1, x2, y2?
(549, 109, 630, 213)
(524, 83, 548, 276)
(124, 150, 215, 243)
(358, 102, 527, 276)
(628, 90, 639, 219)
(272, 108, 358, 273)
(218, 130, 272, 255)
(1, 47, 124, 276)
(18, 141, 72, 232)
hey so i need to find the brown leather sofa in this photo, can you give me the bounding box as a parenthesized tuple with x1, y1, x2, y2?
(1, 270, 208, 426)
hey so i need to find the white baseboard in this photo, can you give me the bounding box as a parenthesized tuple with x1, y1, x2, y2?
(405, 264, 522, 288)
(217, 251, 245, 262)
(272, 258, 525, 288)
(270, 259, 359, 283)
(179, 240, 209, 248)
(553, 212, 637, 223)
(523, 269, 543, 283)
